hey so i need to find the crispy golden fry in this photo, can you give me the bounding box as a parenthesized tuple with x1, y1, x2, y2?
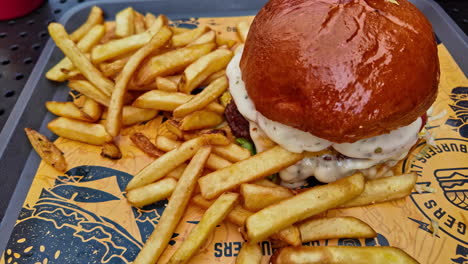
(219, 91, 232, 107)
(126, 136, 208, 190)
(165, 120, 183, 138)
(121, 106, 158, 126)
(24, 128, 67, 172)
(236, 243, 262, 264)
(245, 173, 365, 243)
(144, 13, 156, 27)
(158, 122, 179, 140)
(179, 49, 233, 93)
(107, 27, 172, 136)
(174, 76, 228, 117)
(166, 74, 182, 84)
(48, 23, 114, 96)
(236, 21, 250, 42)
(47, 25, 105, 82)
(133, 146, 211, 264)
(192, 194, 252, 226)
(171, 26, 209, 47)
(46, 101, 94, 122)
(80, 97, 102, 121)
(271, 246, 419, 264)
(198, 146, 304, 199)
(115, 7, 135, 37)
(133, 90, 224, 114)
(91, 14, 168, 63)
(135, 43, 215, 86)
(212, 142, 251, 162)
(216, 34, 237, 48)
(198, 130, 230, 145)
(70, 6, 104, 42)
(168, 192, 238, 264)
(99, 57, 129, 77)
(130, 132, 164, 158)
(201, 69, 226, 86)
(48, 117, 112, 145)
(340, 173, 417, 208)
(127, 177, 177, 207)
(166, 164, 187, 180)
(299, 216, 377, 242)
(180, 110, 224, 131)
(272, 225, 302, 247)
(134, 11, 146, 34)
(155, 135, 232, 171)
(101, 142, 122, 160)
(240, 183, 293, 212)
(101, 21, 117, 44)
(253, 178, 281, 188)
(170, 26, 190, 35)
(69, 80, 110, 106)
(188, 30, 216, 46)
(155, 76, 178, 92)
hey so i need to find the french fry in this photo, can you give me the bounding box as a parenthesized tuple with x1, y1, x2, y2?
(126, 136, 208, 190)
(240, 183, 293, 212)
(46, 101, 95, 122)
(158, 122, 179, 140)
(272, 225, 302, 247)
(70, 6, 104, 42)
(180, 110, 224, 131)
(133, 146, 211, 264)
(253, 178, 281, 188)
(201, 69, 226, 86)
(165, 120, 183, 138)
(174, 76, 228, 117)
(216, 34, 237, 48)
(91, 14, 168, 63)
(198, 146, 304, 199)
(339, 173, 417, 208)
(47, 24, 105, 82)
(48, 117, 112, 145)
(166, 74, 182, 85)
(166, 164, 188, 180)
(245, 173, 365, 243)
(170, 26, 190, 35)
(106, 27, 172, 136)
(188, 30, 216, 46)
(270, 246, 419, 264)
(99, 57, 130, 77)
(115, 7, 135, 37)
(156, 76, 178, 92)
(155, 135, 232, 171)
(24, 128, 67, 172)
(121, 106, 158, 126)
(145, 13, 157, 28)
(236, 243, 262, 264)
(127, 177, 177, 207)
(219, 91, 232, 107)
(80, 97, 102, 121)
(171, 26, 209, 47)
(179, 49, 233, 93)
(130, 132, 164, 158)
(101, 142, 122, 160)
(168, 192, 238, 264)
(48, 23, 114, 96)
(192, 194, 252, 226)
(299, 216, 377, 242)
(68, 80, 110, 106)
(133, 90, 224, 114)
(212, 142, 251, 162)
(135, 43, 215, 86)
(101, 21, 117, 44)
(236, 21, 250, 42)
(134, 11, 146, 34)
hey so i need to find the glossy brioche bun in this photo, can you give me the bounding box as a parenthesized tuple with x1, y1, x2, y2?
(240, 0, 439, 143)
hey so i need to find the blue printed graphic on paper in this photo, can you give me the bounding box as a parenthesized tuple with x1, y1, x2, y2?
(446, 86, 468, 139)
(434, 168, 468, 210)
(2, 166, 172, 264)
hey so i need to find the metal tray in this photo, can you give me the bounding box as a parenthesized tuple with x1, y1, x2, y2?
(0, 0, 466, 254)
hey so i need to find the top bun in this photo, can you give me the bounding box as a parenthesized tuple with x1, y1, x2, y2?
(240, 0, 439, 143)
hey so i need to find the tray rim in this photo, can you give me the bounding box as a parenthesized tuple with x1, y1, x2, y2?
(0, 0, 467, 255)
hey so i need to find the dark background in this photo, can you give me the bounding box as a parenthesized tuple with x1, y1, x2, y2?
(0, 0, 467, 132)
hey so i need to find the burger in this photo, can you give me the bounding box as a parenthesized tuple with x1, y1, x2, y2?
(225, 0, 439, 188)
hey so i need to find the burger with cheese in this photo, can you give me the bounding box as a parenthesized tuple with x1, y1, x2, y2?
(225, 0, 439, 187)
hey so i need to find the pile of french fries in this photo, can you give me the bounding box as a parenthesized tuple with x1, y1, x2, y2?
(24, 6, 421, 264)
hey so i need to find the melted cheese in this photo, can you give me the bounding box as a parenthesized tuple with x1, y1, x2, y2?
(227, 48, 421, 185)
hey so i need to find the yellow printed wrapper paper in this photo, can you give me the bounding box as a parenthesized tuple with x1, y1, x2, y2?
(1, 16, 467, 264)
